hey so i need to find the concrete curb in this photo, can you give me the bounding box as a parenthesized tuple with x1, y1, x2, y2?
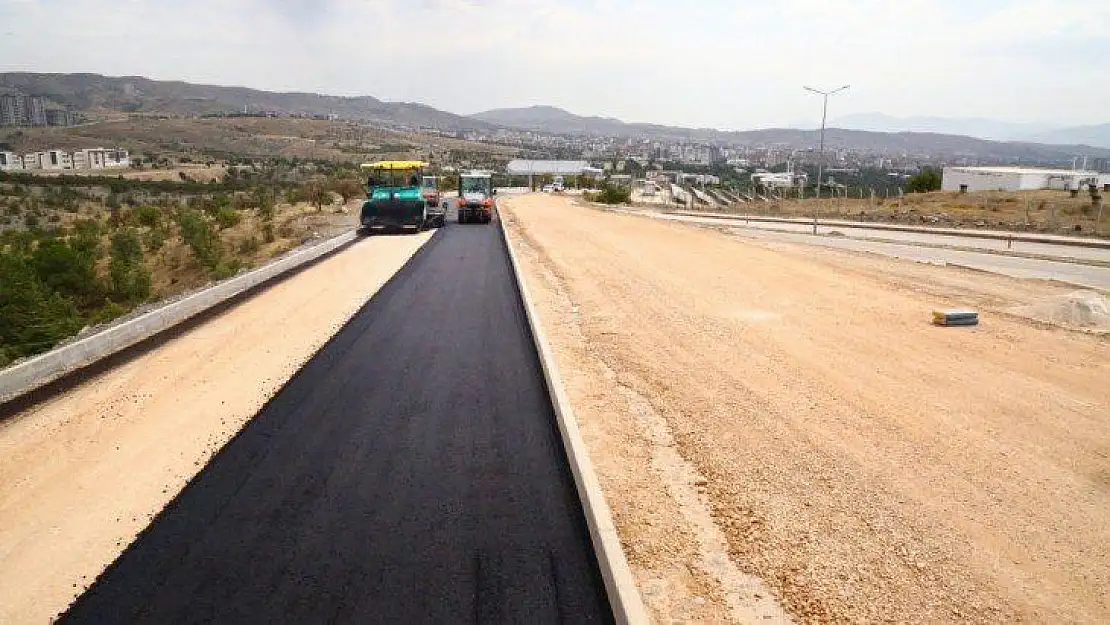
(0, 231, 358, 404)
(667, 210, 1110, 249)
(497, 211, 649, 625)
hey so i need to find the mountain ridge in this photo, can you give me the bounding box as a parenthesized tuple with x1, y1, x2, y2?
(0, 72, 494, 130)
(832, 112, 1110, 149)
(470, 105, 1110, 159)
(3, 73, 1108, 160)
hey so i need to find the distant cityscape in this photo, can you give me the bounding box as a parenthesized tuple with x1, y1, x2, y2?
(0, 94, 80, 128)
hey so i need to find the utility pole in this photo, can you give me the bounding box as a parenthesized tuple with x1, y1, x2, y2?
(804, 84, 849, 234)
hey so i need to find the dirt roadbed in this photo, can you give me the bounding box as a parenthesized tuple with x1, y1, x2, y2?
(501, 194, 1110, 623)
(0, 233, 430, 624)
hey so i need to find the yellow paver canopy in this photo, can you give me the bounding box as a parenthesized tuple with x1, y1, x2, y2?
(360, 160, 428, 171)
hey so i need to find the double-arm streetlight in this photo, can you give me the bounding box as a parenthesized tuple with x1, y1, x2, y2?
(804, 84, 849, 234)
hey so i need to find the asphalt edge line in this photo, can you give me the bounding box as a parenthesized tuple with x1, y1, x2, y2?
(0, 230, 358, 405)
(497, 209, 649, 625)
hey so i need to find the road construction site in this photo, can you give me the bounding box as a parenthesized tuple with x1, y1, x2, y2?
(1, 188, 1108, 624)
(1, 215, 615, 624)
(501, 193, 1109, 622)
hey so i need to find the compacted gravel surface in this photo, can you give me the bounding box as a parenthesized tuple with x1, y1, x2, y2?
(502, 194, 1110, 623)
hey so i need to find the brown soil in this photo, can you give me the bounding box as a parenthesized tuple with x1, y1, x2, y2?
(1, 117, 517, 164)
(145, 200, 357, 299)
(0, 233, 431, 624)
(501, 193, 1110, 623)
(19, 165, 228, 182)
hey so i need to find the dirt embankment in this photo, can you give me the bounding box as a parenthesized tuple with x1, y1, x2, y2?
(693, 189, 1109, 238)
(501, 194, 1110, 623)
(0, 233, 430, 624)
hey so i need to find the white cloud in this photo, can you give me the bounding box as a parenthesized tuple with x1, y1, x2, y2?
(0, 0, 1107, 128)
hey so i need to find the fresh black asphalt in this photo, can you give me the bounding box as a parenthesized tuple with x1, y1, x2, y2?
(61, 212, 613, 624)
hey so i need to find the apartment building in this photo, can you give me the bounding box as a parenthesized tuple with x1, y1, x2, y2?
(0, 96, 24, 127)
(45, 109, 77, 127)
(41, 149, 74, 170)
(20, 150, 74, 170)
(26, 96, 46, 126)
(0, 95, 76, 127)
(2, 148, 128, 171)
(0, 95, 48, 127)
(0, 151, 24, 170)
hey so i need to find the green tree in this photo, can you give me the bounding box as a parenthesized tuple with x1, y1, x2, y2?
(144, 227, 167, 252)
(303, 181, 331, 212)
(177, 209, 222, 269)
(330, 178, 364, 204)
(284, 187, 302, 205)
(109, 228, 151, 302)
(70, 219, 104, 259)
(214, 206, 242, 229)
(134, 205, 163, 229)
(0, 254, 84, 364)
(254, 187, 276, 221)
(905, 167, 942, 193)
(31, 238, 104, 310)
(590, 182, 632, 205)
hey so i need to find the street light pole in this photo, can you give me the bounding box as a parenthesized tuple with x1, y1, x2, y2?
(804, 84, 849, 234)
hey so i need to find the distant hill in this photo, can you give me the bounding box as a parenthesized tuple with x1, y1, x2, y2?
(721, 128, 1110, 161)
(0, 72, 492, 131)
(471, 105, 629, 135)
(1026, 124, 1110, 150)
(471, 106, 1110, 160)
(831, 113, 1055, 141)
(834, 113, 1110, 149)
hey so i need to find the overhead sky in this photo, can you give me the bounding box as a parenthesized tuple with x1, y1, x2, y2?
(1, 0, 1107, 130)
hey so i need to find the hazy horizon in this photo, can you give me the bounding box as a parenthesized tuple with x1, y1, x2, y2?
(1, 0, 1108, 131)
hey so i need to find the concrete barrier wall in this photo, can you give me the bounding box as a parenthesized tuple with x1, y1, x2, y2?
(498, 213, 649, 624)
(0, 232, 357, 404)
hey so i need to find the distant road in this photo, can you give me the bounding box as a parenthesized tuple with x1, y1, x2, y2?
(61, 214, 612, 624)
(624, 210, 1110, 291)
(650, 212, 1110, 264)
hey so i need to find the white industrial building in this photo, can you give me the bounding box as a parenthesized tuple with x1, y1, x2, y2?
(505, 159, 592, 189)
(941, 166, 1105, 192)
(752, 170, 807, 190)
(679, 173, 721, 186)
(505, 159, 591, 177)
